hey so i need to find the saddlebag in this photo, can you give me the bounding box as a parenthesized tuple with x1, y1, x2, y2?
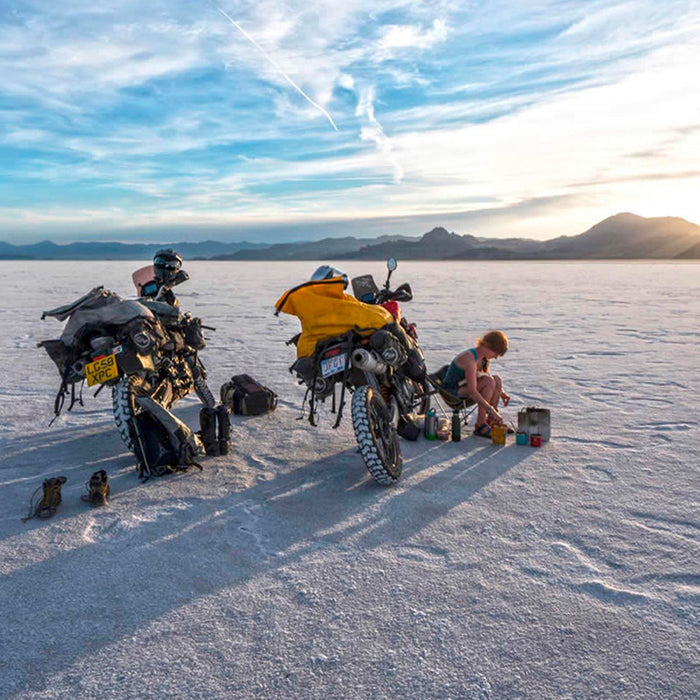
(220, 374, 277, 416)
(130, 396, 204, 479)
(404, 346, 427, 382)
(38, 339, 81, 383)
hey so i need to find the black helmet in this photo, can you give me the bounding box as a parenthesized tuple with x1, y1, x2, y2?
(153, 248, 182, 284)
(310, 264, 348, 289)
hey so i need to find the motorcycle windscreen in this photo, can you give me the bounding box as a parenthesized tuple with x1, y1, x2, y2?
(351, 274, 379, 302)
(132, 265, 155, 294)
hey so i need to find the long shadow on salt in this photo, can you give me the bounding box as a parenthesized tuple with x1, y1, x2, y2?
(0, 425, 532, 695)
(3, 367, 536, 688)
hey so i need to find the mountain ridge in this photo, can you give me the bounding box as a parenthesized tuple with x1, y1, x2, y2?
(1, 213, 699, 260)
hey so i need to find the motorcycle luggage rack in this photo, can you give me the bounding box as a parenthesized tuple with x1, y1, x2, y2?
(307, 330, 361, 428)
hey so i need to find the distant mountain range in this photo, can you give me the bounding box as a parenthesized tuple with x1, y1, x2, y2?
(1, 213, 699, 261)
(0, 239, 268, 261)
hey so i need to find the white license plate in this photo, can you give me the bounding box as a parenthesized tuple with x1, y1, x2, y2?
(320, 353, 347, 378)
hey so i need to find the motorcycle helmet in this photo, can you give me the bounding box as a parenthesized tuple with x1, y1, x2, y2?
(153, 248, 183, 284)
(310, 264, 348, 289)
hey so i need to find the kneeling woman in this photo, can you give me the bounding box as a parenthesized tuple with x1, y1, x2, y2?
(442, 330, 510, 438)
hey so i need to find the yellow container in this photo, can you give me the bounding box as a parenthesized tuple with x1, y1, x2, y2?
(491, 424, 507, 445)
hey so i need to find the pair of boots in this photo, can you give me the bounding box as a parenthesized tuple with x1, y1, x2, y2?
(22, 470, 109, 522)
(199, 406, 231, 456)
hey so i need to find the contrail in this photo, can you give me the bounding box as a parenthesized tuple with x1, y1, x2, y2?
(216, 5, 339, 132)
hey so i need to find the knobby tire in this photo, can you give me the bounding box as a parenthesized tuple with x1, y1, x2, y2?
(351, 385, 403, 485)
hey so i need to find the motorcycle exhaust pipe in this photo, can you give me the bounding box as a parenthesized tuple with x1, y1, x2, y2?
(352, 348, 387, 374)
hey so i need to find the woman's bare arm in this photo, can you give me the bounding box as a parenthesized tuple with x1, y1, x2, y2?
(457, 352, 500, 420)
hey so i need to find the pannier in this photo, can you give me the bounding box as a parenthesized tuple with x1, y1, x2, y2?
(220, 374, 277, 416)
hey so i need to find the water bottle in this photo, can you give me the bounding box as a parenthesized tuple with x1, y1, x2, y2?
(451, 412, 461, 442)
(425, 408, 437, 440)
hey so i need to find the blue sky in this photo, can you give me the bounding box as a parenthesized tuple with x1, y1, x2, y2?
(1, 0, 699, 243)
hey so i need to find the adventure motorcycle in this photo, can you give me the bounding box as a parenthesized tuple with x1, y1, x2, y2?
(275, 258, 428, 485)
(39, 260, 216, 454)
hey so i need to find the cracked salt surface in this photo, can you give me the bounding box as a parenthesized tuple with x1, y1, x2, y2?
(0, 261, 698, 699)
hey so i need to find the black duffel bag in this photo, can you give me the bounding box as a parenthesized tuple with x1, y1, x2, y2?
(221, 374, 277, 416)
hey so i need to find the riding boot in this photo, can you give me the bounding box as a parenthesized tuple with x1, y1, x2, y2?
(81, 470, 109, 506)
(22, 476, 67, 521)
(216, 405, 231, 455)
(199, 406, 219, 456)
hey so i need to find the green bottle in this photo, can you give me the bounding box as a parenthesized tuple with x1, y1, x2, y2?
(425, 408, 437, 440)
(451, 412, 461, 442)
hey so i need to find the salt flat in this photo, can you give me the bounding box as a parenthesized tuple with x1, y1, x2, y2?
(0, 260, 698, 699)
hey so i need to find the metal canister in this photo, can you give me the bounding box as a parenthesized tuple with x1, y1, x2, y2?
(516, 431, 528, 446)
(518, 406, 551, 442)
(530, 433, 542, 447)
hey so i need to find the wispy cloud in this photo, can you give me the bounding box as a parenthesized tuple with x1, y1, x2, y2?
(375, 18, 448, 59)
(354, 83, 404, 183)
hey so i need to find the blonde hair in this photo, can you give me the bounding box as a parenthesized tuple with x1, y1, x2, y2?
(477, 331, 509, 356)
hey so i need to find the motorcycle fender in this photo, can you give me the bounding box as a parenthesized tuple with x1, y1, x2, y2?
(116, 348, 155, 374)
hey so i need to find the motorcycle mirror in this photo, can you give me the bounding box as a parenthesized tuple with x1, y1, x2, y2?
(387, 257, 398, 272)
(170, 270, 190, 287)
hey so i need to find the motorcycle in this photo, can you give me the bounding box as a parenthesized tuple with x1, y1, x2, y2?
(39, 264, 216, 454)
(275, 258, 429, 485)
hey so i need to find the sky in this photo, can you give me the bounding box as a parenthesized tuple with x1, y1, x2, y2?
(1, 0, 699, 244)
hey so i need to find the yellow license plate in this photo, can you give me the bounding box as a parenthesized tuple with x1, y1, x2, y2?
(85, 354, 119, 387)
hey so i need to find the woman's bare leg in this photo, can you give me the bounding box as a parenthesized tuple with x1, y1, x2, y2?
(488, 375, 502, 419)
(473, 374, 495, 425)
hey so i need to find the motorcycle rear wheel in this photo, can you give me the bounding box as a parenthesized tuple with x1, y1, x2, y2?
(112, 375, 139, 452)
(112, 375, 175, 452)
(351, 385, 403, 485)
(113, 369, 215, 452)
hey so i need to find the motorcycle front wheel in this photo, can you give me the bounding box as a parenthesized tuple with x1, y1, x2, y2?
(351, 385, 403, 485)
(192, 358, 216, 408)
